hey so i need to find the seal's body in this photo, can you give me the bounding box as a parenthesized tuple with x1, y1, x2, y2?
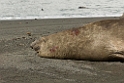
(31, 17, 124, 61)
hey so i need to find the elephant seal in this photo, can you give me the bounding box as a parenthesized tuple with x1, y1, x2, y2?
(31, 16, 124, 61)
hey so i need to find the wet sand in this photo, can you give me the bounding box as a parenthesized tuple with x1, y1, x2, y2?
(0, 17, 124, 83)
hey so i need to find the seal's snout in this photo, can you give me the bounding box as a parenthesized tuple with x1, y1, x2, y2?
(30, 41, 35, 49)
(30, 41, 40, 52)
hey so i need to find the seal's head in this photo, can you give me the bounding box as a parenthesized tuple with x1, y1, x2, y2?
(30, 37, 60, 58)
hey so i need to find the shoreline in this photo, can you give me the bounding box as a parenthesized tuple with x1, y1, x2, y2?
(0, 16, 120, 21)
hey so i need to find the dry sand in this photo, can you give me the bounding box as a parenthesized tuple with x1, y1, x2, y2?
(0, 17, 124, 83)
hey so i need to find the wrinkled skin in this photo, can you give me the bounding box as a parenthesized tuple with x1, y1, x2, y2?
(31, 16, 124, 61)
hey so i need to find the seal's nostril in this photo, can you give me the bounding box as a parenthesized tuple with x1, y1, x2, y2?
(30, 45, 33, 49)
(34, 46, 40, 51)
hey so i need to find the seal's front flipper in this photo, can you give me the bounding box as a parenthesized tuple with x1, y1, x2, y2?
(109, 53, 124, 62)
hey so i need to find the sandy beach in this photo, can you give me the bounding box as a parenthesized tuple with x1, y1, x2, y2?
(0, 17, 124, 83)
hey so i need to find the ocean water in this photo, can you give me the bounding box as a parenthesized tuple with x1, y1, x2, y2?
(0, 0, 124, 20)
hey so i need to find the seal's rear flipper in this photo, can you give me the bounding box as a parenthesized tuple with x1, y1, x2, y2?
(109, 54, 124, 62)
